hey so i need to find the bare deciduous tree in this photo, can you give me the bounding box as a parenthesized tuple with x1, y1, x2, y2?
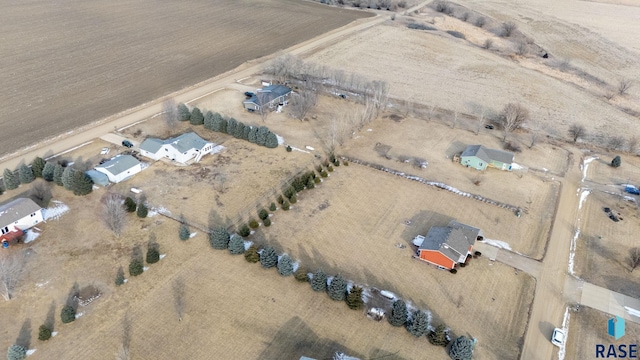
(0, 248, 26, 301)
(603, 90, 616, 101)
(608, 136, 625, 151)
(256, 91, 270, 123)
(116, 314, 131, 360)
(451, 111, 458, 129)
(290, 88, 318, 121)
(102, 193, 127, 238)
(501, 21, 517, 37)
(162, 98, 178, 132)
(172, 277, 185, 321)
(29, 180, 52, 208)
(482, 38, 493, 50)
(629, 247, 640, 272)
(515, 40, 529, 56)
(367, 80, 389, 118)
(628, 136, 638, 154)
(568, 123, 586, 143)
(618, 78, 633, 96)
(499, 103, 530, 141)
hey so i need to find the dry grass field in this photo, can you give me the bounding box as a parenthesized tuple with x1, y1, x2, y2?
(0, 0, 369, 157)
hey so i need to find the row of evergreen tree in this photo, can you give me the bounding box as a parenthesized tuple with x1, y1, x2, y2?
(177, 103, 279, 148)
(2, 157, 93, 196)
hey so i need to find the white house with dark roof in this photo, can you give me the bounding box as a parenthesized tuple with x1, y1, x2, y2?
(0, 198, 44, 244)
(243, 85, 292, 112)
(95, 155, 142, 183)
(139, 132, 215, 164)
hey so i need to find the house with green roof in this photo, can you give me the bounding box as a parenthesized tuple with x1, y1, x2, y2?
(460, 145, 514, 171)
(139, 132, 215, 164)
(95, 155, 142, 183)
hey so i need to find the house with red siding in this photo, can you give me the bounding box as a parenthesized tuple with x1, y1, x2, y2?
(415, 221, 483, 270)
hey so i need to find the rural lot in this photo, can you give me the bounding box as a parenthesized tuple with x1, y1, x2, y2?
(1, 0, 640, 359)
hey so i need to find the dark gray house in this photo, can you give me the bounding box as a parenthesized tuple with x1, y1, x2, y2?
(243, 85, 292, 112)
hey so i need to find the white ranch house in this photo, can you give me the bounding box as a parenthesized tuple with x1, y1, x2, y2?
(0, 198, 44, 245)
(139, 132, 215, 164)
(95, 155, 143, 183)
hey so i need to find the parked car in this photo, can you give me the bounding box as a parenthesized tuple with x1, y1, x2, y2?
(551, 328, 566, 347)
(100, 147, 110, 155)
(122, 140, 134, 148)
(625, 185, 640, 195)
(484, 124, 495, 130)
(244, 91, 255, 98)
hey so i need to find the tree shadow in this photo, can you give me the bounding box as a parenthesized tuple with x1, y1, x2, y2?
(66, 282, 79, 309)
(603, 275, 640, 299)
(445, 141, 467, 158)
(399, 210, 454, 248)
(45, 300, 56, 331)
(16, 318, 31, 349)
(295, 243, 336, 276)
(131, 245, 143, 263)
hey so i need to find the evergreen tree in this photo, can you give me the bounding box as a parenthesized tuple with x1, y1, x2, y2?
(124, 197, 137, 212)
(209, 226, 230, 249)
(260, 246, 278, 268)
(449, 336, 475, 360)
(204, 111, 214, 130)
(238, 224, 251, 237)
(310, 270, 327, 292)
(219, 117, 228, 134)
(277, 254, 294, 276)
(346, 286, 364, 310)
(249, 218, 259, 229)
(136, 202, 148, 218)
(3, 169, 19, 190)
(294, 267, 309, 282)
(265, 132, 279, 148)
(244, 244, 260, 263)
(61, 305, 76, 323)
(406, 310, 429, 337)
(190, 107, 204, 125)
(242, 124, 251, 140)
(256, 126, 270, 146)
(179, 223, 190, 241)
(115, 266, 125, 286)
(248, 126, 258, 143)
(42, 162, 56, 182)
(388, 300, 408, 327)
(177, 103, 191, 121)
(71, 170, 93, 195)
(234, 122, 245, 139)
(263, 217, 271, 227)
(53, 164, 64, 186)
(146, 243, 160, 264)
(31, 157, 45, 178)
(0, 186, 3, 196)
(290, 194, 297, 204)
(129, 258, 143, 276)
(258, 208, 269, 220)
(269, 202, 277, 211)
(18, 164, 34, 184)
(327, 274, 347, 301)
(228, 234, 245, 255)
(306, 177, 315, 189)
(7, 344, 26, 360)
(282, 200, 290, 211)
(62, 166, 74, 190)
(211, 112, 223, 132)
(611, 155, 622, 168)
(284, 186, 296, 200)
(226, 118, 237, 135)
(428, 324, 450, 346)
(38, 324, 52, 341)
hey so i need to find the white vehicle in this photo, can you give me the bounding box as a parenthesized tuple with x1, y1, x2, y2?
(100, 147, 110, 155)
(551, 328, 566, 347)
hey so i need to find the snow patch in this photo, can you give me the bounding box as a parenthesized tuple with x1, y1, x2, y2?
(123, 279, 128, 283)
(380, 290, 397, 301)
(558, 307, 570, 360)
(44, 201, 69, 221)
(147, 206, 170, 217)
(511, 163, 525, 170)
(568, 228, 580, 275)
(624, 306, 640, 318)
(290, 146, 310, 154)
(143, 266, 149, 271)
(26, 349, 36, 356)
(189, 232, 197, 238)
(305, 146, 315, 151)
(483, 239, 512, 250)
(51, 332, 57, 337)
(243, 241, 253, 251)
(578, 189, 591, 210)
(24, 229, 41, 243)
(75, 312, 84, 319)
(292, 261, 300, 272)
(582, 156, 597, 182)
(276, 134, 285, 145)
(35, 281, 49, 288)
(160, 254, 166, 260)
(210, 145, 224, 155)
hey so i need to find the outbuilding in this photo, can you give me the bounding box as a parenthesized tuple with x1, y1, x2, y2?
(95, 155, 142, 183)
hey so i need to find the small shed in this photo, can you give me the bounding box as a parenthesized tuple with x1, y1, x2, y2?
(95, 155, 142, 183)
(85, 170, 109, 187)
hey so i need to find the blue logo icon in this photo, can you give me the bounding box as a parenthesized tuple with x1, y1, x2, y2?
(608, 316, 625, 340)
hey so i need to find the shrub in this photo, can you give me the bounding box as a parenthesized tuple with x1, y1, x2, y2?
(483, 38, 493, 50)
(459, 12, 469, 22)
(446, 30, 466, 39)
(428, 324, 450, 346)
(475, 16, 486, 27)
(290, 195, 297, 204)
(263, 217, 271, 227)
(239, 224, 251, 237)
(306, 177, 315, 189)
(7, 344, 26, 360)
(327, 165, 334, 172)
(277, 195, 285, 205)
(124, 197, 137, 212)
(434, 0, 453, 14)
(611, 156, 621, 168)
(295, 267, 309, 282)
(115, 266, 125, 286)
(407, 23, 435, 31)
(245, 245, 260, 263)
(459, 263, 466, 268)
(38, 324, 52, 341)
(320, 170, 328, 178)
(310, 270, 328, 292)
(269, 202, 277, 211)
(210, 226, 230, 249)
(136, 202, 148, 218)
(343, 160, 349, 166)
(249, 219, 259, 229)
(327, 274, 347, 301)
(406, 310, 429, 337)
(228, 234, 245, 255)
(388, 300, 408, 327)
(316, 165, 323, 173)
(286, 145, 292, 152)
(179, 223, 190, 241)
(333, 160, 340, 167)
(277, 254, 294, 276)
(450, 268, 458, 274)
(284, 186, 296, 200)
(260, 246, 278, 269)
(292, 177, 306, 192)
(129, 258, 144, 276)
(474, 251, 482, 257)
(314, 177, 321, 184)
(346, 286, 364, 310)
(146, 244, 160, 264)
(258, 208, 269, 220)
(61, 305, 76, 323)
(501, 21, 517, 37)
(282, 201, 290, 211)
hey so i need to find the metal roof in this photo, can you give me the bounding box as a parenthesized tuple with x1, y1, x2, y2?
(0, 198, 42, 226)
(461, 145, 514, 164)
(139, 138, 164, 153)
(96, 155, 141, 176)
(244, 85, 291, 106)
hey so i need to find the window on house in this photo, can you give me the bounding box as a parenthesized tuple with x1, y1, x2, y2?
(31, 213, 35, 217)
(1, 227, 8, 234)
